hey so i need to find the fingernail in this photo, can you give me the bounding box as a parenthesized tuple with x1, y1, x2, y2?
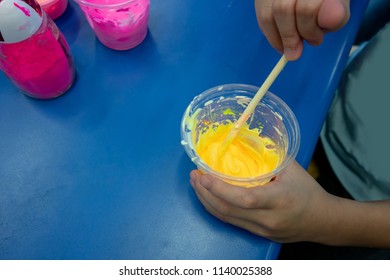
(190, 171, 197, 181)
(284, 48, 299, 61)
(200, 175, 212, 189)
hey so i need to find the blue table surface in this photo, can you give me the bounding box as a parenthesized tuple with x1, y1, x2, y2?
(0, 0, 368, 260)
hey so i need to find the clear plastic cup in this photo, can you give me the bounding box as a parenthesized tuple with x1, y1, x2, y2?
(181, 84, 300, 187)
(74, 0, 150, 50)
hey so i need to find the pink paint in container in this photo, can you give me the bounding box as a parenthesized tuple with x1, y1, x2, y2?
(0, 0, 75, 99)
(74, 0, 150, 50)
(37, 0, 68, 19)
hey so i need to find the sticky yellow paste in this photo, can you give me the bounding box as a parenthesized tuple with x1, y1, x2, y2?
(195, 122, 280, 178)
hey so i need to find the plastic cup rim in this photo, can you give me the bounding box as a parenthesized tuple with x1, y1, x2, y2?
(73, 0, 144, 9)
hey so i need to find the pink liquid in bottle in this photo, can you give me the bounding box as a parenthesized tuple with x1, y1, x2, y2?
(37, 0, 68, 20)
(0, 0, 75, 99)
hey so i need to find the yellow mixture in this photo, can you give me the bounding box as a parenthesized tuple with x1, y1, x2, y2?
(195, 122, 280, 178)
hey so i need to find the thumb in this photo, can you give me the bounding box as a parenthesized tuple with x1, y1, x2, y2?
(318, 0, 350, 31)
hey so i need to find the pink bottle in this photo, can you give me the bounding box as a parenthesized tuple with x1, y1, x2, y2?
(37, 0, 68, 20)
(0, 0, 75, 99)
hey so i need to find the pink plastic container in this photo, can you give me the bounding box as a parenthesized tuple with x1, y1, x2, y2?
(37, 0, 68, 19)
(0, 0, 75, 99)
(74, 0, 150, 50)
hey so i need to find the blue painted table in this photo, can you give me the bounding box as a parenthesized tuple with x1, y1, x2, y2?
(0, 0, 368, 259)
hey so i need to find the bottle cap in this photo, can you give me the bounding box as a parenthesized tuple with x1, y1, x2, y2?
(0, 0, 43, 43)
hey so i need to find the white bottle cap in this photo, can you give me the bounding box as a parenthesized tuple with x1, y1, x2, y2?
(0, 0, 43, 43)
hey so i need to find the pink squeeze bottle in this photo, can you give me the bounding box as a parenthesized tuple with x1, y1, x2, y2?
(0, 0, 75, 99)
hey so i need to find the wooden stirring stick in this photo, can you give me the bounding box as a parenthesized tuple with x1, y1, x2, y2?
(222, 55, 288, 151)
